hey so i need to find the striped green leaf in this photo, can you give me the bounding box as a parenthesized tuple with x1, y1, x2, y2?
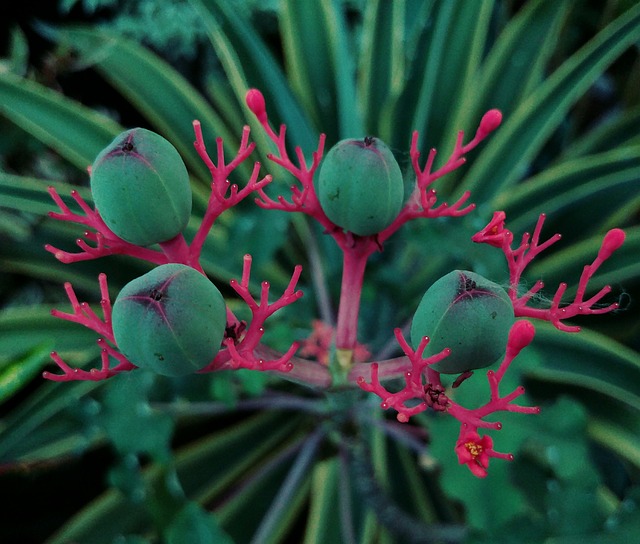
(0, 71, 122, 169)
(460, 2, 640, 201)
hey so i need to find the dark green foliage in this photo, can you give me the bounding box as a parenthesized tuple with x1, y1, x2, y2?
(1, 1, 640, 542)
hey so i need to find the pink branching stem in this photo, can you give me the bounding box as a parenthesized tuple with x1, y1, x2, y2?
(50, 273, 114, 342)
(378, 110, 502, 244)
(357, 329, 451, 422)
(356, 322, 539, 476)
(247, 89, 505, 366)
(45, 187, 167, 264)
(199, 254, 304, 374)
(190, 121, 273, 262)
(245, 89, 330, 229)
(159, 234, 195, 267)
(447, 321, 540, 430)
(473, 212, 625, 332)
(450, 321, 539, 477)
(44, 340, 135, 382)
(44, 273, 136, 381)
(247, 88, 384, 363)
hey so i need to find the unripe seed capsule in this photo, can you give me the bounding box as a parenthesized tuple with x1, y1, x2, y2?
(316, 136, 404, 236)
(90, 128, 192, 246)
(410, 270, 514, 374)
(112, 264, 226, 376)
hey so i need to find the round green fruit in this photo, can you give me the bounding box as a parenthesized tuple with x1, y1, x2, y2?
(410, 270, 514, 374)
(112, 264, 226, 376)
(316, 136, 404, 236)
(90, 128, 192, 246)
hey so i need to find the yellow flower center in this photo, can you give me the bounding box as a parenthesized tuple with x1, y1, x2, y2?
(465, 441, 483, 458)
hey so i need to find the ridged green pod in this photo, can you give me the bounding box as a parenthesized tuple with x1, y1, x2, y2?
(90, 128, 192, 246)
(316, 137, 404, 236)
(410, 270, 514, 374)
(112, 264, 226, 377)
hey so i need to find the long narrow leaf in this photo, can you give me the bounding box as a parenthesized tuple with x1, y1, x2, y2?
(48, 26, 237, 184)
(190, 0, 318, 154)
(460, 2, 640, 201)
(0, 72, 122, 169)
(280, 0, 337, 136)
(525, 323, 640, 413)
(493, 145, 640, 237)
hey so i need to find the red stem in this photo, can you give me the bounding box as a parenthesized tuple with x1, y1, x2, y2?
(158, 234, 196, 267)
(335, 246, 370, 357)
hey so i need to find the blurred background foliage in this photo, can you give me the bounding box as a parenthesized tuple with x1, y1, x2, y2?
(1, 0, 639, 542)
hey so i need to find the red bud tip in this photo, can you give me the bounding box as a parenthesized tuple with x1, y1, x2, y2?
(508, 320, 536, 352)
(478, 109, 502, 136)
(246, 88, 267, 123)
(598, 228, 625, 260)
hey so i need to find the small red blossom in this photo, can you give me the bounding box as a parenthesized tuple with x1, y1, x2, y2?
(454, 429, 513, 478)
(470, 210, 512, 248)
(299, 320, 370, 365)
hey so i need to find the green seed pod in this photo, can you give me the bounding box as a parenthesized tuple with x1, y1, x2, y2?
(410, 270, 514, 374)
(316, 136, 404, 236)
(112, 264, 226, 377)
(90, 128, 192, 246)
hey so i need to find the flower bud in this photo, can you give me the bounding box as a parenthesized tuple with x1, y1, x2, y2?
(90, 128, 192, 246)
(598, 228, 625, 261)
(316, 136, 404, 236)
(112, 264, 226, 376)
(411, 270, 514, 374)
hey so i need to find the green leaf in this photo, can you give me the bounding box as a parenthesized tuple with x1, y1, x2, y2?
(561, 105, 640, 158)
(461, 2, 640, 201)
(303, 458, 343, 544)
(279, 0, 332, 131)
(0, 343, 53, 405)
(465, 0, 570, 124)
(47, 411, 304, 543)
(587, 396, 640, 470)
(98, 371, 174, 460)
(48, 25, 237, 184)
(0, 173, 92, 216)
(190, 0, 318, 154)
(394, 1, 456, 150)
(166, 502, 234, 544)
(251, 429, 323, 544)
(0, 71, 123, 169)
(318, 0, 363, 138)
(494, 145, 640, 238)
(524, 322, 640, 413)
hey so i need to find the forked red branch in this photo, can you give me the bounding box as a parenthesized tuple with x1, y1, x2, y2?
(357, 320, 539, 476)
(44, 273, 136, 381)
(199, 254, 304, 374)
(473, 211, 625, 331)
(45, 187, 166, 265)
(190, 122, 273, 261)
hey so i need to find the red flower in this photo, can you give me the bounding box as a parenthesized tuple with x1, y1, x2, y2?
(471, 211, 512, 248)
(455, 430, 495, 478)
